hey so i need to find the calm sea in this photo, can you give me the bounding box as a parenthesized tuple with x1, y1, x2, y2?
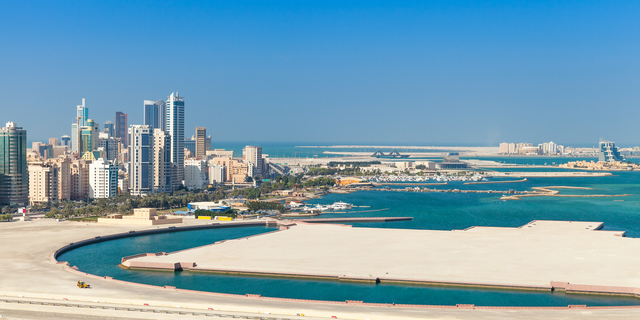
(59, 170, 640, 306)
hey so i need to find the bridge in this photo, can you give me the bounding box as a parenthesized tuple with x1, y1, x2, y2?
(371, 148, 410, 158)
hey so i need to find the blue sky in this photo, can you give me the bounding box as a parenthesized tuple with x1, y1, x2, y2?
(1, 1, 639, 146)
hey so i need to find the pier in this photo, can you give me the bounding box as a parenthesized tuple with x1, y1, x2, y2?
(296, 217, 412, 223)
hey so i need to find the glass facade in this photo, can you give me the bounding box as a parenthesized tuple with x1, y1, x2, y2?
(0, 122, 28, 206)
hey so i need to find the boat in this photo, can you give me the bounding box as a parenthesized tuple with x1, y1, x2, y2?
(315, 205, 330, 211)
(330, 201, 353, 210)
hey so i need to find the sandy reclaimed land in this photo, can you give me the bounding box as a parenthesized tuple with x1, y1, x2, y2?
(2, 219, 640, 319)
(128, 221, 640, 289)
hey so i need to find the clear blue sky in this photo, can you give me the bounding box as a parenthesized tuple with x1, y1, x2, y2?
(2, 1, 639, 146)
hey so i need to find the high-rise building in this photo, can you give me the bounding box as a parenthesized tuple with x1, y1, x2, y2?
(152, 128, 172, 193)
(103, 121, 115, 138)
(195, 127, 206, 159)
(71, 99, 88, 154)
(48, 156, 71, 201)
(129, 125, 153, 196)
(89, 158, 118, 199)
(166, 92, 185, 189)
(80, 119, 98, 156)
(208, 163, 225, 184)
(76, 98, 88, 127)
(28, 163, 58, 205)
(599, 140, 623, 162)
(144, 100, 166, 131)
(98, 134, 119, 161)
(61, 135, 71, 147)
(0, 122, 28, 206)
(49, 138, 58, 146)
(183, 159, 206, 190)
(243, 146, 264, 178)
(184, 138, 196, 156)
(70, 159, 89, 200)
(115, 112, 128, 148)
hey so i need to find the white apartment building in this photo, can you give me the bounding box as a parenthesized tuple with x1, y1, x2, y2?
(242, 146, 263, 177)
(89, 158, 118, 199)
(208, 164, 226, 184)
(184, 159, 206, 190)
(153, 128, 172, 193)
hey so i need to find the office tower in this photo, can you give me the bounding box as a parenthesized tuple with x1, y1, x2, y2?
(49, 138, 58, 146)
(28, 163, 58, 205)
(76, 98, 88, 127)
(144, 100, 156, 129)
(89, 158, 118, 199)
(243, 146, 264, 177)
(129, 125, 153, 196)
(599, 140, 623, 162)
(195, 127, 206, 159)
(184, 159, 206, 190)
(98, 134, 119, 161)
(115, 112, 128, 148)
(70, 159, 89, 200)
(71, 99, 88, 154)
(38, 144, 53, 159)
(61, 135, 71, 147)
(80, 119, 98, 155)
(155, 100, 166, 131)
(153, 128, 172, 193)
(103, 121, 115, 138)
(184, 138, 196, 156)
(166, 92, 184, 188)
(0, 122, 28, 206)
(144, 100, 166, 131)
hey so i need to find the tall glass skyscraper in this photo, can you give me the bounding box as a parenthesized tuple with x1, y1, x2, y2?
(103, 121, 115, 138)
(0, 122, 28, 206)
(143, 100, 166, 131)
(166, 92, 184, 189)
(115, 112, 128, 148)
(71, 98, 88, 154)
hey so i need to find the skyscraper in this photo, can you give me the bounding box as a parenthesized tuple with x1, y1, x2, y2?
(80, 119, 98, 155)
(0, 122, 28, 206)
(153, 128, 172, 193)
(129, 125, 153, 196)
(195, 127, 206, 159)
(115, 112, 128, 148)
(61, 135, 71, 147)
(243, 146, 264, 178)
(103, 121, 115, 138)
(166, 92, 184, 189)
(89, 158, 118, 199)
(143, 100, 166, 131)
(76, 98, 88, 127)
(71, 98, 88, 154)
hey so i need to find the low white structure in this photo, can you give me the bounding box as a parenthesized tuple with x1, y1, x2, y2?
(98, 208, 182, 225)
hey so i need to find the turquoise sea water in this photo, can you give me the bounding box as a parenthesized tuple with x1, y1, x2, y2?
(58, 171, 640, 306)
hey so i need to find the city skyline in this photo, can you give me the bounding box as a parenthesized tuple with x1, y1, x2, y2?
(3, 1, 640, 145)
